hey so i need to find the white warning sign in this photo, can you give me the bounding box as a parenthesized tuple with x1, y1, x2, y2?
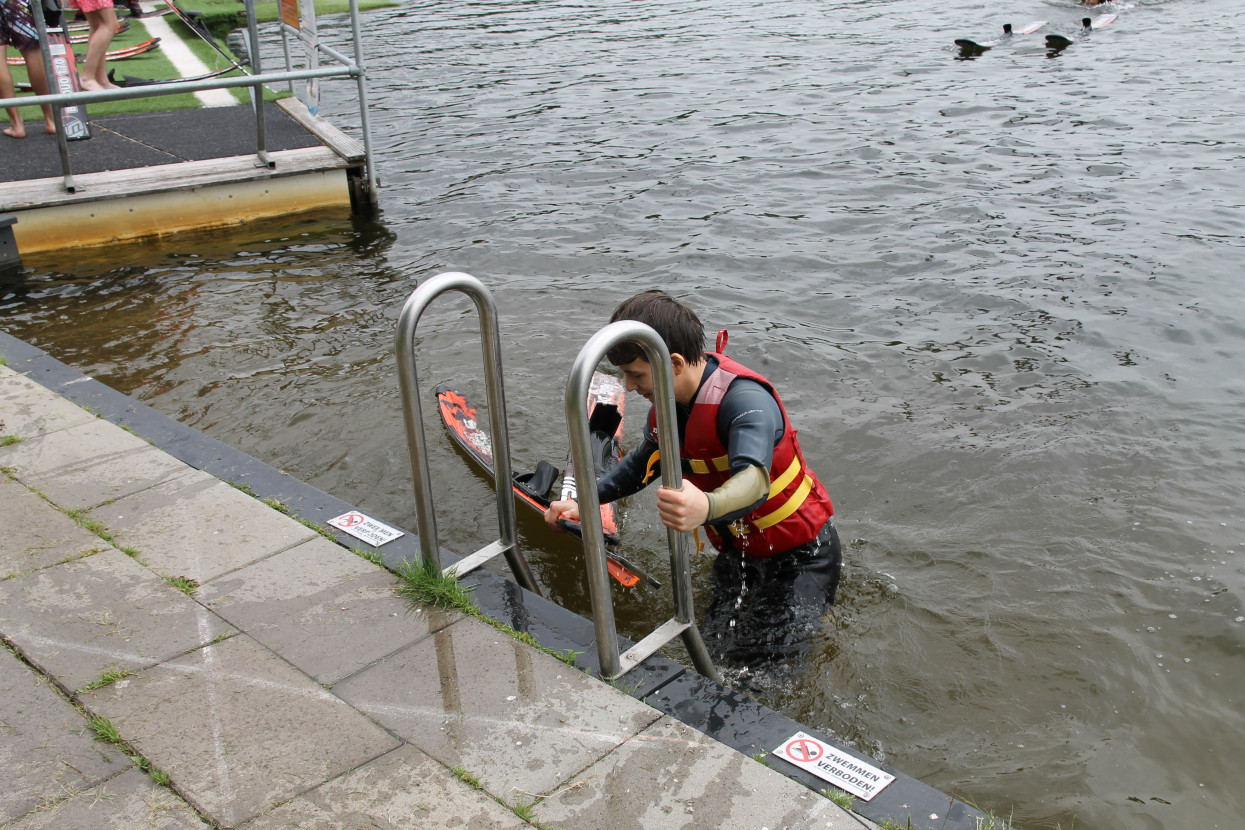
(327, 512, 404, 547)
(773, 732, 895, 801)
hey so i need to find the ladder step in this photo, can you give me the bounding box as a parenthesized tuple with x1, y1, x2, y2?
(443, 539, 510, 578)
(615, 617, 691, 678)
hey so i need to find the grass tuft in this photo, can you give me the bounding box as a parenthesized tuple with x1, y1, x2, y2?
(78, 665, 135, 694)
(822, 787, 854, 810)
(395, 556, 479, 615)
(164, 575, 199, 596)
(87, 714, 123, 744)
(64, 508, 116, 543)
(451, 765, 481, 789)
(1, 434, 23, 446)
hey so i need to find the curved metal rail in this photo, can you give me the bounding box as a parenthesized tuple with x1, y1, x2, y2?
(565, 321, 720, 682)
(395, 272, 540, 594)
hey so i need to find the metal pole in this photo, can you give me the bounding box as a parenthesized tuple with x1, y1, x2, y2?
(395, 273, 540, 594)
(28, 0, 73, 190)
(565, 321, 719, 682)
(347, 0, 378, 205)
(243, 0, 272, 167)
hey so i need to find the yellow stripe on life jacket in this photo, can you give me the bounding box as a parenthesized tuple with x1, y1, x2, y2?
(753, 473, 815, 530)
(687, 454, 731, 475)
(768, 456, 801, 499)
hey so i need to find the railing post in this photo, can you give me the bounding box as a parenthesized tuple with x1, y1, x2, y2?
(565, 321, 720, 682)
(395, 272, 540, 595)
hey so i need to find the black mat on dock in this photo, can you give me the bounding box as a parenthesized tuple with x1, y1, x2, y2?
(0, 103, 322, 182)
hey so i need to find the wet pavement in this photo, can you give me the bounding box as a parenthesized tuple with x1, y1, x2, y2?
(0, 359, 876, 829)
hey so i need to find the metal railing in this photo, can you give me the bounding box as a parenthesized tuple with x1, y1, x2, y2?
(566, 321, 720, 682)
(395, 272, 541, 595)
(0, 0, 376, 202)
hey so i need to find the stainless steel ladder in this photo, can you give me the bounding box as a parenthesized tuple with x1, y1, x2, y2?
(395, 272, 541, 595)
(566, 321, 721, 682)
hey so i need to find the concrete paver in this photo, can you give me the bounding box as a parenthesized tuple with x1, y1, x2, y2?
(0, 547, 234, 694)
(7, 769, 209, 830)
(81, 633, 401, 829)
(90, 471, 319, 583)
(0, 647, 130, 825)
(199, 536, 459, 684)
(0, 418, 190, 510)
(0, 475, 105, 578)
(238, 744, 529, 830)
(0, 371, 96, 438)
(532, 714, 864, 830)
(333, 615, 663, 805)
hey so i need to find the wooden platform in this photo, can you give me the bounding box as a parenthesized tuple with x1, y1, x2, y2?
(0, 99, 371, 254)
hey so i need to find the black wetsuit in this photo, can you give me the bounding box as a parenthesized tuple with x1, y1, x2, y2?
(597, 357, 842, 662)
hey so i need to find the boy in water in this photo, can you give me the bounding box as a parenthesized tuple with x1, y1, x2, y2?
(545, 290, 842, 661)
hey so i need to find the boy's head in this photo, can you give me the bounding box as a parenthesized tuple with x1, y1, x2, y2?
(606, 290, 705, 366)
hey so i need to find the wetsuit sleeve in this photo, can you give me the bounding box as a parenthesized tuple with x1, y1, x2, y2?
(597, 433, 659, 504)
(704, 379, 785, 523)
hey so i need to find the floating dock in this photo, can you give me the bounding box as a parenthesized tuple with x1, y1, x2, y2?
(0, 99, 368, 254)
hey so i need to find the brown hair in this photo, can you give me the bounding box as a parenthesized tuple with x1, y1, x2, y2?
(605, 290, 705, 366)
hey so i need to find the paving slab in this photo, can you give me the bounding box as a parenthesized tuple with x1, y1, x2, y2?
(81, 633, 401, 829)
(89, 471, 319, 583)
(0, 369, 96, 439)
(7, 768, 210, 830)
(333, 615, 663, 805)
(199, 536, 459, 684)
(0, 646, 130, 825)
(0, 474, 106, 578)
(0, 547, 234, 694)
(532, 714, 866, 830)
(238, 743, 529, 830)
(0, 418, 190, 510)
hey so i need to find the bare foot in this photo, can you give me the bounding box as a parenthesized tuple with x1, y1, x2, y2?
(45, 119, 56, 134)
(79, 76, 104, 92)
(3, 123, 26, 138)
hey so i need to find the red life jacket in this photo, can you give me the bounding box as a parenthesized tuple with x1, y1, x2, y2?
(648, 353, 833, 558)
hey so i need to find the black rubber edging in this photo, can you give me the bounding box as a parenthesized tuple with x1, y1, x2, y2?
(0, 329, 1005, 830)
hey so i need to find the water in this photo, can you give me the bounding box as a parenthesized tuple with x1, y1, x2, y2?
(3, 1, 1243, 827)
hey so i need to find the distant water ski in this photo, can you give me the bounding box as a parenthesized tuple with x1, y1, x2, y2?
(11, 35, 163, 65)
(1046, 14, 1117, 49)
(436, 378, 658, 590)
(955, 20, 1045, 54)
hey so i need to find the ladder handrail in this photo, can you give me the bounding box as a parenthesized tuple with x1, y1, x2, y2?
(395, 272, 540, 594)
(565, 321, 720, 682)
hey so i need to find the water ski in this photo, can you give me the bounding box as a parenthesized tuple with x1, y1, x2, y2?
(955, 20, 1045, 55)
(1046, 14, 1117, 49)
(436, 376, 659, 589)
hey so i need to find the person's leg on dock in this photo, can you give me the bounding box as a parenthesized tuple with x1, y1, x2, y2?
(76, 0, 119, 91)
(1, 48, 25, 137)
(18, 50, 56, 133)
(1, 0, 57, 132)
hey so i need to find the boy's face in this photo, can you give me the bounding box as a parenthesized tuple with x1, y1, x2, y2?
(618, 357, 654, 401)
(618, 353, 694, 403)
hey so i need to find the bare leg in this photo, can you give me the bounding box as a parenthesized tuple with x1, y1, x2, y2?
(19, 49, 57, 133)
(1, 50, 26, 138)
(79, 6, 120, 91)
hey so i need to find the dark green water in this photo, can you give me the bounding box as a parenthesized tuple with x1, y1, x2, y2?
(2, 1, 1242, 828)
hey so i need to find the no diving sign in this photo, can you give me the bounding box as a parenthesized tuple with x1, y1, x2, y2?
(773, 732, 895, 801)
(327, 512, 404, 547)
